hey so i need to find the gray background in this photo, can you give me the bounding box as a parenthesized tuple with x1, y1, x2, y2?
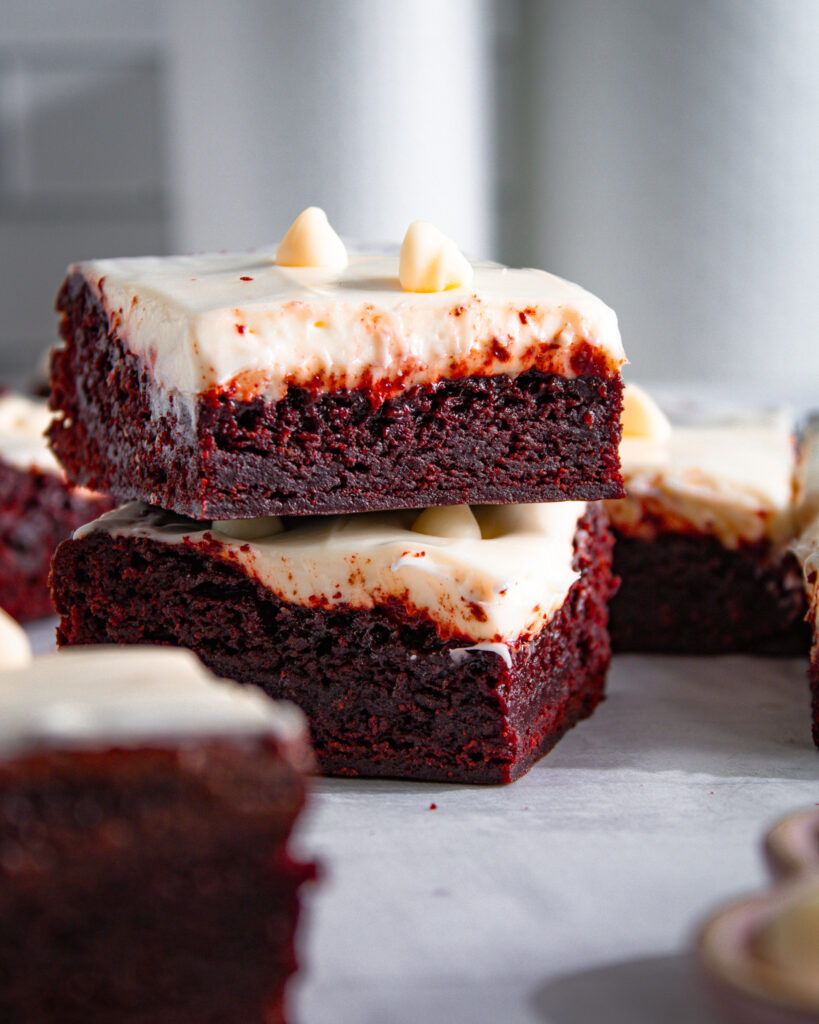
(2, 0, 818, 390)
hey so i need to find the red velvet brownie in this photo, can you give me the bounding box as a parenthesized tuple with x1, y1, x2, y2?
(49, 219, 625, 518)
(51, 500, 617, 783)
(792, 417, 819, 747)
(606, 387, 807, 654)
(0, 391, 113, 620)
(0, 645, 314, 1024)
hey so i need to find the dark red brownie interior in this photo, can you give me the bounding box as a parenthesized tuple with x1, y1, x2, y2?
(0, 459, 112, 621)
(51, 506, 616, 783)
(0, 738, 314, 1024)
(50, 274, 624, 519)
(609, 531, 809, 655)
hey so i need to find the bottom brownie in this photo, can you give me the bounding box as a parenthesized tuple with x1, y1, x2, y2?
(0, 459, 112, 621)
(609, 531, 809, 655)
(51, 507, 616, 784)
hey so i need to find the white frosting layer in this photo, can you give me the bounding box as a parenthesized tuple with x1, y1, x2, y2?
(70, 249, 624, 409)
(607, 400, 797, 548)
(77, 501, 588, 643)
(0, 646, 305, 761)
(0, 393, 59, 473)
(0, 609, 32, 671)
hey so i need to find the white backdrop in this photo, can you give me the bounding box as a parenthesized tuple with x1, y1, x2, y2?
(164, 0, 495, 256)
(524, 0, 819, 389)
(1, 0, 818, 391)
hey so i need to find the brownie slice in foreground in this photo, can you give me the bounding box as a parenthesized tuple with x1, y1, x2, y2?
(0, 392, 112, 620)
(0, 646, 314, 1024)
(606, 391, 807, 654)
(50, 248, 625, 518)
(52, 501, 617, 784)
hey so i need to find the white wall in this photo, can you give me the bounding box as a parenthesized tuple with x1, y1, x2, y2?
(0, 0, 165, 379)
(164, 0, 495, 256)
(1, 0, 818, 394)
(524, 0, 819, 391)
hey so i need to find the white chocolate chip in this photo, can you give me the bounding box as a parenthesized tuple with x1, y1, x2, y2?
(212, 516, 284, 541)
(0, 609, 32, 671)
(621, 383, 672, 442)
(472, 505, 534, 540)
(275, 207, 348, 270)
(399, 221, 473, 293)
(756, 884, 819, 982)
(411, 505, 481, 539)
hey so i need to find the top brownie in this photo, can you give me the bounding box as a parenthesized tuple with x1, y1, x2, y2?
(49, 217, 625, 518)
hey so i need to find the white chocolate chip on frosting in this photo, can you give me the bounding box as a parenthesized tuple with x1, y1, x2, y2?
(621, 383, 672, 442)
(212, 516, 284, 541)
(0, 609, 32, 671)
(399, 221, 474, 293)
(411, 505, 482, 539)
(275, 207, 348, 270)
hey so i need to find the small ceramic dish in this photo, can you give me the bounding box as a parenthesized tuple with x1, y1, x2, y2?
(697, 808, 819, 1024)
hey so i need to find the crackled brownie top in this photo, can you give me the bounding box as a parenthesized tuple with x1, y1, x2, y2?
(0, 392, 59, 473)
(608, 392, 797, 548)
(76, 500, 588, 644)
(66, 248, 624, 406)
(0, 646, 306, 761)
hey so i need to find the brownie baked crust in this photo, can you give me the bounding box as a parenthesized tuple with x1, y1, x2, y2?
(0, 738, 314, 1024)
(50, 275, 624, 518)
(0, 458, 112, 621)
(609, 530, 809, 655)
(51, 507, 616, 784)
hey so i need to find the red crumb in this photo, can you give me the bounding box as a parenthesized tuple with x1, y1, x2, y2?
(429, 802, 437, 810)
(235, 324, 246, 334)
(240, 276, 253, 281)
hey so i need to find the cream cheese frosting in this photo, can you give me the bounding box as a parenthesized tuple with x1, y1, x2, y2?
(76, 500, 588, 644)
(0, 393, 60, 474)
(607, 400, 797, 549)
(0, 646, 305, 761)
(69, 249, 624, 412)
(0, 609, 32, 671)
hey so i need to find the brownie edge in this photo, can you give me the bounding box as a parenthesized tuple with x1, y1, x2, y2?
(609, 530, 809, 655)
(0, 736, 315, 1024)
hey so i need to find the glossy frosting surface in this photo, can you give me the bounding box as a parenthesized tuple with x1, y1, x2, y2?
(77, 500, 587, 645)
(0, 646, 305, 760)
(71, 249, 624, 405)
(607, 401, 797, 548)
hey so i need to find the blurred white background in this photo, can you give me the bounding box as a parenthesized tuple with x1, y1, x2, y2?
(1, 0, 818, 391)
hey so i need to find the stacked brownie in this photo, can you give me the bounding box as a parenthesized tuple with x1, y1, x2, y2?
(50, 209, 627, 783)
